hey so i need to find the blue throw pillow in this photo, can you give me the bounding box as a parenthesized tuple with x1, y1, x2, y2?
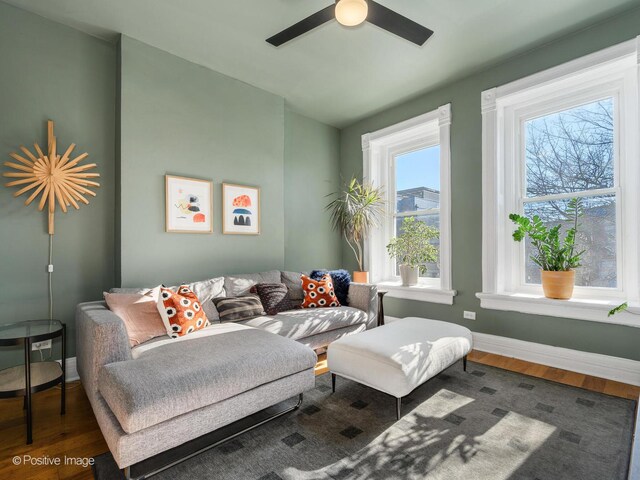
(310, 269, 351, 306)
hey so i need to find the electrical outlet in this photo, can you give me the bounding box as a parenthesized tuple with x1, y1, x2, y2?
(32, 340, 52, 351)
(463, 311, 476, 320)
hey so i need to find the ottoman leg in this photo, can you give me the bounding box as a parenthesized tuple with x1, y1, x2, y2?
(331, 373, 336, 393)
(396, 397, 402, 420)
(463, 355, 468, 372)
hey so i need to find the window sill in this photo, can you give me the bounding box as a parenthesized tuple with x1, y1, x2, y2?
(377, 281, 457, 305)
(476, 292, 640, 327)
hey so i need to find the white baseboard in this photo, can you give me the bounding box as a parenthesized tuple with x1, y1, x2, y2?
(473, 332, 640, 387)
(57, 356, 79, 382)
(385, 316, 640, 387)
(62, 325, 640, 388)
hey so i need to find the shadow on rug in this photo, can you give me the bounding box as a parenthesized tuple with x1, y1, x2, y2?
(93, 360, 636, 480)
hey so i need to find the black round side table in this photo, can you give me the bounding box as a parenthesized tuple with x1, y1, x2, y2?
(377, 291, 388, 327)
(0, 319, 66, 444)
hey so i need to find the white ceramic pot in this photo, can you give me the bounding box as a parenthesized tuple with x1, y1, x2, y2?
(399, 265, 419, 286)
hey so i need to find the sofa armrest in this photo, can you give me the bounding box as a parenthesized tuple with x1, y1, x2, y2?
(348, 283, 378, 330)
(75, 301, 132, 401)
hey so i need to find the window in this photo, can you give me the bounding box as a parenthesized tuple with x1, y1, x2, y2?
(394, 146, 441, 279)
(523, 98, 617, 289)
(362, 104, 455, 304)
(479, 37, 640, 324)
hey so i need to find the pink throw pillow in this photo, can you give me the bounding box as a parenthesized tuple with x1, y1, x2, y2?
(104, 288, 167, 346)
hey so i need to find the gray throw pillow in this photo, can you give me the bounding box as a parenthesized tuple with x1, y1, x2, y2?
(212, 295, 265, 322)
(223, 270, 281, 297)
(280, 271, 307, 300)
(254, 283, 302, 315)
(186, 277, 225, 322)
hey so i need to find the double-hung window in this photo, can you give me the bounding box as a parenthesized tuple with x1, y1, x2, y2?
(521, 98, 618, 290)
(479, 38, 640, 324)
(394, 145, 442, 279)
(362, 104, 455, 304)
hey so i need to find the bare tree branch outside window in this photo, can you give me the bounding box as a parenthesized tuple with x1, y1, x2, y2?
(523, 98, 617, 288)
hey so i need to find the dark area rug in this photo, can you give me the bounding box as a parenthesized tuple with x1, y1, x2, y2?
(93, 360, 636, 480)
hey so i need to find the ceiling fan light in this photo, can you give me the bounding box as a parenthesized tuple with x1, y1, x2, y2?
(335, 0, 368, 27)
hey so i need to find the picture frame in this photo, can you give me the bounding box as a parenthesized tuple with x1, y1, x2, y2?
(222, 183, 260, 235)
(165, 175, 213, 233)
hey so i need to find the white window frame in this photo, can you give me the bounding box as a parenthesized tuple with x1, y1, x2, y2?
(478, 37, 640, 326)
(362, 104, 455, 304)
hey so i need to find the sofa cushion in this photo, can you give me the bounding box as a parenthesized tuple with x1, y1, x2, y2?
(301, 274, 340, 309)
(310, 269, 351, 306)
(103, 289, 166, 347)
(157, 286, 209, 338)
(254, 283, 301, 315)
(224, 270, 281, 297)
(212, 295, 265, 322)
(130, 322, 238, 358)
(187, 277, 225, 321)
(109, 287, 148, 294)
(98, 323, 316, 434)
(238, 306, 367, 341)
(110, 278, 225, 322)
(280, 271, 307, 300)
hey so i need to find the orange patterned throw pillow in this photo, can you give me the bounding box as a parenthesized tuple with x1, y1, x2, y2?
(301, 274, 341, 309)
(157, 285, 209, 338)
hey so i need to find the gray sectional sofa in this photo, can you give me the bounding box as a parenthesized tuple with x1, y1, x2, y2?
(76, 270, 377, 474)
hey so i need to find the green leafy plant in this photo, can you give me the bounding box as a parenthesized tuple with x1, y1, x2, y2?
(509, 197, 584, 272)
(326, 177, 385, 272)
(386, 216, 439, 274)
(608, 302, 629, 317)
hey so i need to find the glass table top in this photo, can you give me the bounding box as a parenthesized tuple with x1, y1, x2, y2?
(0, 320, 63, 341)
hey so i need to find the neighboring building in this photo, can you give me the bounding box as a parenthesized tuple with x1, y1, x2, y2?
(395, 187, 441, 278)
(525, 201, 617, 288)
(396, 186, 440, 213)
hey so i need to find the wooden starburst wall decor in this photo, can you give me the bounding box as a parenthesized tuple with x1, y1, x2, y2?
(3, 120, 99, 234)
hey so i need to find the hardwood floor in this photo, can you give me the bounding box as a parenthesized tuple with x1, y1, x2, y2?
(467, 350, 640, 400)
(0, 383, 107, 480)
(314, 353, 329, 376)
(1, 351, 638, 479)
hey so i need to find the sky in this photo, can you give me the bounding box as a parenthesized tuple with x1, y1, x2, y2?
(395, 145, 440, 192)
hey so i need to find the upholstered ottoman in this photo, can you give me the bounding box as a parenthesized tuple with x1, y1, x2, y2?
(327, 317, 473, 419)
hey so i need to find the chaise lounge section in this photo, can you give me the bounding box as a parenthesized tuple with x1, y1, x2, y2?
(76, 270, 377, 473)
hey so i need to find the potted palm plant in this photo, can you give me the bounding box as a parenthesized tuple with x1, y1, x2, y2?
(326, 177, 385, 283)
(509, 198, 584, 299)
(386, 216, 439, 286)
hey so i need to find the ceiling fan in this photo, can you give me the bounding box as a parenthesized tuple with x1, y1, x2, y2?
(266, 0, 434, 47)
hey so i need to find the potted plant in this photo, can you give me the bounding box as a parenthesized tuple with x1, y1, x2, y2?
(386, 216, 439, 286)
(509, 198, 584, 300)
(326, 177, 385, 283)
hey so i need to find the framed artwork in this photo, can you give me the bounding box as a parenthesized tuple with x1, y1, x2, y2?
(165, 175, 213, 233)
(222, 183, 260, 235)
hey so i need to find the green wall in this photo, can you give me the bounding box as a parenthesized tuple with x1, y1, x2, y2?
(118, 36, 285, 286)
(284, 109, 341, 272)
(2, 1, 639, 365)
(0, 15, 342, 362)
(339, 6, 640, 360)
(118, 36, 342, 287)
(0, 2, 116, 361)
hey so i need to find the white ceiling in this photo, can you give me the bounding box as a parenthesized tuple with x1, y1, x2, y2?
(5, 0, 638, 127)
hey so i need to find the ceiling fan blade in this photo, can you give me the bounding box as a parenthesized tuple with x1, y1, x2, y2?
(367, 1, 433, 46)
(266, 5, 335, 47)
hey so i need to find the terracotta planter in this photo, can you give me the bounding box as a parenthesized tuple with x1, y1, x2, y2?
(399, 265, 419, 286)
(353, 271, 369, 283)
(541, 270, 575, 300)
